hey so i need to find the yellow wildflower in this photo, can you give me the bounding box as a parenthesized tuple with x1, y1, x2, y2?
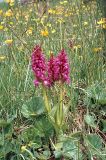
(83, 22, 88, 26)
(26, 27, 33, 35)
(93, 47, 102, 52)
(41, 29, 49, 37)
(21, 146, 27, 153)
(48, 9, 55, 14)
(97, 18, 106, 25)
(5, 0, 15, 6)
(0, 25, 4, 30)
(5, 39, 13, 45)
(0, 56, 6, 61)
(5, 9, 13, 17)
(5, 0, 14, 3)
(10, 2, 14, 7)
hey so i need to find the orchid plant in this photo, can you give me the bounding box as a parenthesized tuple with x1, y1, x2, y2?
(31, 45, 70, 134)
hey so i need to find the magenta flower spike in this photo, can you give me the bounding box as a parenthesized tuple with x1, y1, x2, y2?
(57, 49, 70, 84)
(47, 54, 60, 85)
(47, 50, 70, 85)
(31, 45, 49, 87)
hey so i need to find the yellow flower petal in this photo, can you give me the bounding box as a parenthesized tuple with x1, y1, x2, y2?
(93, 47, 102, 52)
(0, 25, 4, 30)
(5, 9, 13, 17)
(21, 146, 27, 153)
(0, 56, 6, 61)
(5, 39, 13, 45)
(41, 29, 49, 37)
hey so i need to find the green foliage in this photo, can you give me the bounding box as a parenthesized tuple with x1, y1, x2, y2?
(101, 120, 106, 132)
(84, 134, 106, 160)
(84, 114, 97, 128)
(84, 82, 106, 106)
(62, 140, 82, 159)
(53, 134, 83, 160)
(21, 97, 45, 118)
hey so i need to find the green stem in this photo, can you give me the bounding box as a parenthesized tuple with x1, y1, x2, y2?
(24, 149, 36, 160)
(43, 87, 51, 113)
(59, 84, 63, 126)
(56, 84, 63, 129)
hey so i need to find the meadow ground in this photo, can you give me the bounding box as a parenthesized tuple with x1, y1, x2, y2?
(0, 0, 106, 160)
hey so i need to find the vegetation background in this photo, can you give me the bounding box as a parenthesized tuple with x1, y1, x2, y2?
(0, 0, 106, 159)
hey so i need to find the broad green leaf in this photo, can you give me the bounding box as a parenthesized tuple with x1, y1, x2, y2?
(86, 134, 103, 149)
(21, 104, 30, 118)
(63, 139, 82, 159)
(84, 114, 97, 128)
(102, 120, 106, 132)
(21, 127, 42, 147)
(43, 150, 51, 158)
(21, 115, 54, 147)
(35, 115, 54, 139)
(54, 150, 62, 158)
(85, 83, 106, 106)
(55, 142, 63, 150)
(21, 97, 45, 118)
(84, 134, 104, 159)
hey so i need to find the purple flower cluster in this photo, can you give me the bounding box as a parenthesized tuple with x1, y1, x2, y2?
(31, 45, 70, 87)
(47, 54, 60, 85)
(31, 45, 49, 87)
(57, 49, 70, 84)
